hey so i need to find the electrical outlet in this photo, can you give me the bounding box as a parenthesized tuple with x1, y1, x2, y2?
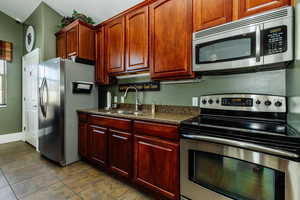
(121, 96, 125, 103)
(192, 97, 199, 107)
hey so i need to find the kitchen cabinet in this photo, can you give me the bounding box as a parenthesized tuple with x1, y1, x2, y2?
(149, 0, 194, 80)
(105, 17, 125, 74)
(193, 0, 232, 31)
(87, 125, 108, 167)
(95, 27, 109, 85)
(109, 129, 132, 178)
(78, 113, 180, 200)
(133, 135, 179, 200)
(125, 6, 149, 72)
(56, 33, 66, 59)
(56, 20, 95, 62)
(236, 0, 291, 19)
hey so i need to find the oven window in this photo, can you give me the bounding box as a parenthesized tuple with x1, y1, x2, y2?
(189, 150, 285, 200)
(195, 33, 256, 64)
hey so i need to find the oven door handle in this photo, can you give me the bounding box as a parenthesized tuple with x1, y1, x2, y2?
(181, 134, 299, 159)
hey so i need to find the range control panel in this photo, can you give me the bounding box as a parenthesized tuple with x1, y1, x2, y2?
(200, 94, 286, 113)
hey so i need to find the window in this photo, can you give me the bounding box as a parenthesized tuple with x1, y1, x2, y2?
(0, 60, 7, 107)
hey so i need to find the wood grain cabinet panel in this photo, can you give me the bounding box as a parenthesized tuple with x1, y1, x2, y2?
(88, 125, 108, 167)
(78, 122, 88, 158)
(79, 25, 95, 61)
(134, 135, 179, 200)
(193, 0, 232, 31)
(236, 0, 290, 19)
(105, 17, 125, 73)
(56, 33, 66, 59)
(126, 6, 149, 72)
(149, 0, 193, 80)
(66, 27, 78, 58)
(109, 129, 132, 178)
(95, 27, 109, 85)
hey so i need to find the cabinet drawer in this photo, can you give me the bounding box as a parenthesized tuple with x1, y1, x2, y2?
(88, 115, 132, 132)
(78, 113, 88, 122)
(133, 121, 179, 140)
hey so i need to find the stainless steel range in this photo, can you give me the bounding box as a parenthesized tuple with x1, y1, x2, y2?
(180, 94, 300, 200)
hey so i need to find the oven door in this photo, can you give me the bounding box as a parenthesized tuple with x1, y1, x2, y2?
(180, 137, 300, 200)
(193, 25, 263, 72)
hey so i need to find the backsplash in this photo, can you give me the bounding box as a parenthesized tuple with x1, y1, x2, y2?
(110, 69, 286, 106)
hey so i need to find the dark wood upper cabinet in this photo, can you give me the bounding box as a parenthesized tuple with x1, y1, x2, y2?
(56, 33, 66, 59)
(236, 0, 291, 19)
(125, 6, 149, 72)
(134, 134, 179, 200)
(105, 17, 125, 74)
(66, 27, 78, 58)
(109, 129, 132, 178)
(56, 20, 95, 62)
(88, 125, 108, 167)
(149, 0, 194, 80)
(193, 0, 232, 32)
(95, 27, 109, 85)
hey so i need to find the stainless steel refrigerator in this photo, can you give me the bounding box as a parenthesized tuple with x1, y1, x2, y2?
(38, 58, 98, 166)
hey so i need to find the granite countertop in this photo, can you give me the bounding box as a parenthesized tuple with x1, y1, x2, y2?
(78, 105, 199, 125)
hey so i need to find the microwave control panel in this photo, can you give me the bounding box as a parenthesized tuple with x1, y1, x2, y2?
(263, 26, 287, 56)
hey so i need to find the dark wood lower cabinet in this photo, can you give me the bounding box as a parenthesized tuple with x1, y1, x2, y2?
(133, 134, 180, 200)
(109, 129, 132, 178)
(78, 122, 88, 157)
(88, 125, 108, 167)
(78, 113, 180, 200)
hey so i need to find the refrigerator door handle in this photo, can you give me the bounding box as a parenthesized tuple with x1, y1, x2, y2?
(39, 78, 47, 118)
(43, 79, 49, 118)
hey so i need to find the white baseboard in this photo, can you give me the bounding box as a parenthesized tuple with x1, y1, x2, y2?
(0, 132, 24, 144)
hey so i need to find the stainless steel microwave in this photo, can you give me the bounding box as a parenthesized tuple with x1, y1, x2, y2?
(193, 6, 294, 73)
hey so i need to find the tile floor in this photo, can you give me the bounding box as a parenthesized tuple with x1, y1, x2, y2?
(0, 141, 156, 200)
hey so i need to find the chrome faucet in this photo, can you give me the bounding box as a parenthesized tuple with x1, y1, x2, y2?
(123, 86, 140, 112)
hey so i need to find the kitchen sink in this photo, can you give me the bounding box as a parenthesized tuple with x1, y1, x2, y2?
(117, 110, 144, 115)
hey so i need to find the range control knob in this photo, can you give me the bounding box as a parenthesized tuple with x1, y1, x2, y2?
(275, 101, 282, 107)
(265, 100, 272, 106)
(256, 100, 261, 105)
(202, 100, 207, 105)
(208, 99, 213, 104)
(216, 99, 220, 104)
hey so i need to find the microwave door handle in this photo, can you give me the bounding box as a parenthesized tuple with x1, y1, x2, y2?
(182, 134, 299, 159)
(256, 25, 261, 62)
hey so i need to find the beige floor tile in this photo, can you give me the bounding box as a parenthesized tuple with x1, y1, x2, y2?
(21, 182, 81, 200)
(0, 186, 17, 200)
(0, 170, 9, 189)
(11, 173, 60, 198)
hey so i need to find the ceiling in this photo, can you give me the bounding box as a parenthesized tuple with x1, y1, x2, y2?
(0, 0, 143, 23)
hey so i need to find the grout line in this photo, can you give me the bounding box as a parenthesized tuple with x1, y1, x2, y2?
(0, 168, 20, 200)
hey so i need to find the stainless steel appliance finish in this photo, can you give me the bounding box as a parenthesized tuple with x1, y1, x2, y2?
(180, 139, 300, 200)
(38, 58, 98, 166)
(200, 94, 286, 112)
(193, 6, 293, 73)
(180, 93, 300, 200)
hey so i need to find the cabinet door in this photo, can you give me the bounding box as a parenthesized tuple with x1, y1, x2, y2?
(88, 125, 108, 167)
(109, 129, 132, 178)
(193, 0, 232, 31)
(134, 135, 179, 200)
(56, 33, 66, 59)
(105, 17, 125, 73)
(78, 122, 88, 158)
(66, 26, 78, 58)
(78, 24, 95, 61)
(237, 0, 290, 19)
(95, 27, 109, 85)
(125, 6, 149, 72)
(149, 0, 193, 79)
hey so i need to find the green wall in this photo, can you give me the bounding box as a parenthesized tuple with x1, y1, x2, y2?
(111, 70, 286, 106)
(24, 2, 62, 61)
(0, 11, 23, 134)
